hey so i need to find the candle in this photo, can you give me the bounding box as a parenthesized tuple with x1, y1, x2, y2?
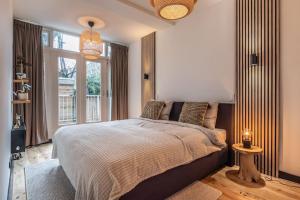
(242, 129, 252, 148)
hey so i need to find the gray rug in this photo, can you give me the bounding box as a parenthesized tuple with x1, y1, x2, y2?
(25, 160, 222, 200)
(25, 160, 75, 200)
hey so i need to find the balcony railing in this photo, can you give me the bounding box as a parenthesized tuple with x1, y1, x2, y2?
(86, 95, 101, 122)
(59, 95, 100, 125)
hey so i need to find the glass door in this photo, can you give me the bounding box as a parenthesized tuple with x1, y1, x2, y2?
(85, 60, 108, 122)
(44, 48, 109, 133)
(58, 57, 78, 125)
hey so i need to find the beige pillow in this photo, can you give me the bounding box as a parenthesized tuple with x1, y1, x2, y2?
(159, 102, 173, 120)
(204, 103, 219, 129)
(141, 101, 165, 120)
(179, 102, 209, 126)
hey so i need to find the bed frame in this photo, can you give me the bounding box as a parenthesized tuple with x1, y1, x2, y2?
(120, 103, 235, 200)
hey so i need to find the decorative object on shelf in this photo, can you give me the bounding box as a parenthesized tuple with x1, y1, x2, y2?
(13, 114, 25, 129)
(16, 56, 31, 80)
(78, 16, 105, 60)
(150, 0, 197, 20)
(242, 129, 252, 149)
(13, 83, 32, 100)
(16, 72, 27, 80)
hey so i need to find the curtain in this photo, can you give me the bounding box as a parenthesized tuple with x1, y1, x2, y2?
(13, 20, 48, 146)
(110, 43, 128, 120)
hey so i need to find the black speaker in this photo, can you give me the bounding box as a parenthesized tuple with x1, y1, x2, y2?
(11, 126, 26, 154)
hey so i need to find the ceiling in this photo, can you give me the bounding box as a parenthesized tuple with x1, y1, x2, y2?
(13, 0, 172, 45)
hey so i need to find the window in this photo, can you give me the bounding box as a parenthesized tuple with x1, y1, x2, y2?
(107, 44, 112, 58)
(42, 31, 49, 47)
(53, 31, 80, 52)
(43, 28, 110, 128)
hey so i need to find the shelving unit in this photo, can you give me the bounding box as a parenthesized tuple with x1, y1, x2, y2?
(13, 79, 29, 83)
(12, 57, 32, 160)
(12, 100, 31, 104)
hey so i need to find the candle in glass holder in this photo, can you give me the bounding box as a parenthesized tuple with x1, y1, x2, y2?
(242, 129, 252, 148)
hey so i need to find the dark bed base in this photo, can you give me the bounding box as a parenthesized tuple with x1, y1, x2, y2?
(121, 147, 228, 200)
(121, 103, 235, 200)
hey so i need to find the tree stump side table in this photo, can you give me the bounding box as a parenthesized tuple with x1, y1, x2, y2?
(232, 144, 263, 183)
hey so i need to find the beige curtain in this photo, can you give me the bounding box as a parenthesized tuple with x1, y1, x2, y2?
(110, 43, 128, 120)
(13, 20, 48, 146)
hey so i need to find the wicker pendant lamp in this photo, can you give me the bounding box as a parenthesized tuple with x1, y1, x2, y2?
(78, 17, 105, 60)
(151, 0, 197, 20)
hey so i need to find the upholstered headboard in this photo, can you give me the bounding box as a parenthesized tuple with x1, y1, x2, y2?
(169, 102, 235, 166)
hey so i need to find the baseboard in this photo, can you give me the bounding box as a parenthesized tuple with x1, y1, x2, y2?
(7, 156, 14, 200)
(279, 171, 300, 184)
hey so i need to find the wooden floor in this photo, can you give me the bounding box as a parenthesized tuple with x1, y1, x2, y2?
(12, 144, 300, 200)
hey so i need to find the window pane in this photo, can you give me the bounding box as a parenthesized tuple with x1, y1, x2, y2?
(53, 31, 79, 52)
(58, 57, 77, 125)
(107, 44, 111, 58)
(42, 31, 49, 47)
(101, 43, 106, 57)
(86, 61, 101, 122)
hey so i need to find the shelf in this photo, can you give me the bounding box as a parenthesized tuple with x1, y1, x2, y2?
(13, 79, 29, 83)
(12, 100, 31, 104)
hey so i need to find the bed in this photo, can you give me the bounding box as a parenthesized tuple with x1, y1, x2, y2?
(52, 102, 235, 200)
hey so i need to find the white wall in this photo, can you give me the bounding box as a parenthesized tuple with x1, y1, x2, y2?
(0, 0, 13, 199)
(128, 40, 142, 117)
(127, 0, 300, 178)
(128, 0, 236, 116)
(280, 0, 300, 176)
(156, 0, 236, 102)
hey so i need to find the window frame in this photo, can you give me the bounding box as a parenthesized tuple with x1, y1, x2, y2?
(43, 27, 111, 137)
(43, 27, 111, 58)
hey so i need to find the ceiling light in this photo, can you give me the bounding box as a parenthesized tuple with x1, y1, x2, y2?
(78, 17, 105, 60)
(151, 0, 197, 20)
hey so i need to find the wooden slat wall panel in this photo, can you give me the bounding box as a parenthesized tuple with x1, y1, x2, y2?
(141, 32, 156, 109)
(236, 0, 280, 177)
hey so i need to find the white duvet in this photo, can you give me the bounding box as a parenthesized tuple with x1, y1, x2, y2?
(52, 118, 225, 200)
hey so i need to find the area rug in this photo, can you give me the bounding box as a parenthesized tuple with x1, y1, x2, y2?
(25, 159, 222, 200)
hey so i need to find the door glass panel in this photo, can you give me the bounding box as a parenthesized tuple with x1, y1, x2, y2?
(86, 61, 101, 122)
(58, 57, 77, 125)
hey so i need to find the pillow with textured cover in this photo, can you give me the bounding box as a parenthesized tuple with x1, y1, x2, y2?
(204, 102, 219, 129)
(141, 101, 165, 120)
(159, 101, 173, 120)
(179, 102, 209, 126)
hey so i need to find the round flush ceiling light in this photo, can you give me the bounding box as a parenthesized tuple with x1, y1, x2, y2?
(78, 16, 105, 60)
(150, 0, 197, 20)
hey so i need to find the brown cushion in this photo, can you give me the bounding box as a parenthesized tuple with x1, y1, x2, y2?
(204, 103, 219, 129)
(179, 102, 209, 126)
(141, 101, 165, 120)
(159, 101, 173, 120)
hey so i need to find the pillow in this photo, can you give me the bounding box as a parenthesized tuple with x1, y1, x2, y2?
(169, 102, 184, 121)
(179, 102, 209, 126)
(159, 101, 173, 120)
(204, 103, 219, 129)
(141, 101, 165, 120)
